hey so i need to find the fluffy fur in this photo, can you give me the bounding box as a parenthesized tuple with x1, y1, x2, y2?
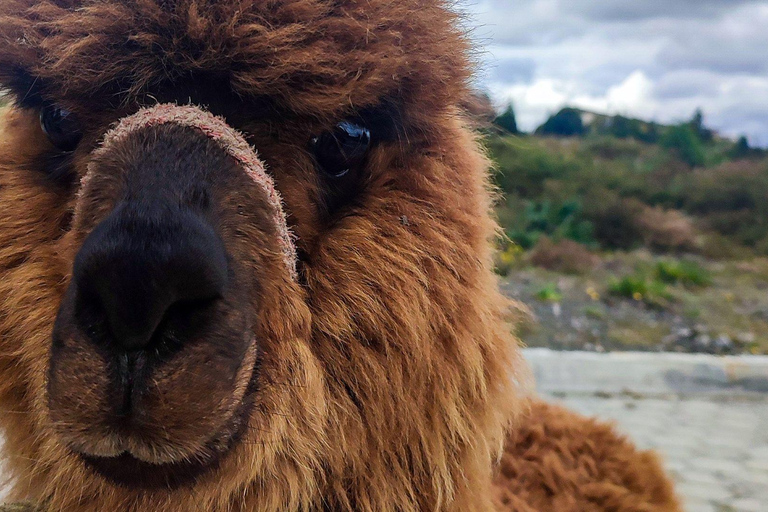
(494, 402, 681, 511)
(0, 1, 678, 511)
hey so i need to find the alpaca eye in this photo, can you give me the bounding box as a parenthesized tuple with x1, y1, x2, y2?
(40, 105, 83, 152)
(310, 121, 371, 179)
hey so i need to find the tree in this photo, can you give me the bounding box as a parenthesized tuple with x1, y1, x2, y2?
(536, 108, 586, 137)
(730, 136, 752, 159)
(661, 125, 706, 167)
(494, 104, 519, 134)
(689, 108, 713, 142)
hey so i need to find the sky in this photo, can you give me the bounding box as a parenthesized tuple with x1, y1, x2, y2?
(461, 0, 768, 146)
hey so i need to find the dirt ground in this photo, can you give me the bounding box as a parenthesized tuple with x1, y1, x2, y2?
(501, 251, 768, 355)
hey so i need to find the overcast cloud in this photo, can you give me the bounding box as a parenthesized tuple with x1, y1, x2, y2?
(461, 0, 768, 145)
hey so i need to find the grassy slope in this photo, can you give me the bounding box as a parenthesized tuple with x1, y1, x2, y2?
(489, 133, 768, 354)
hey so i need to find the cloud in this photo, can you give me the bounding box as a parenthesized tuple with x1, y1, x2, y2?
(461, 0, 768, 145)
(563, 0, 757, 21)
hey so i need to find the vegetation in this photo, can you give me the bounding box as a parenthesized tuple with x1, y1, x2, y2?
(489, 105, 768, 354)
(535, 108, 586, 137)
(494, 104, 518, 134)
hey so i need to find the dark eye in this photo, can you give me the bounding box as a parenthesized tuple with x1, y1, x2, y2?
(40, 105, 83, 152)
(310, 121, 371, 179)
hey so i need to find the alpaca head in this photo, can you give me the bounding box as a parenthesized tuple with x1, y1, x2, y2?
(0, 1, 524, 510)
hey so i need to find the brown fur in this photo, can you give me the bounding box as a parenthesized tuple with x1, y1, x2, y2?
(0, 1, 678, 511)
(494, 402, 681, 512)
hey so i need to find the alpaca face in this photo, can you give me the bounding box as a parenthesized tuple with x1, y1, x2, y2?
(0, 1, 521, 510)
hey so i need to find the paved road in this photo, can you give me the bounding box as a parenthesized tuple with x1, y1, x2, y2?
(528, 349, 768, 512)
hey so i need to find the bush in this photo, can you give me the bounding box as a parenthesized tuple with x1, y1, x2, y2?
(584, 197, 644, 250)
(608, 274, 672, 308)
(634, 206, 697, 251)
(661, 125, 706, 167)
(655, 260, 712, 287)
(675, 161, 768, 251)
(535, 283, 563, 303)
(494, 243, 524, 276)
(584, 137, 643, 160)
(500, 198, 595, 250)
(529, 237, 599, 274)
(485, 126, 768, 255)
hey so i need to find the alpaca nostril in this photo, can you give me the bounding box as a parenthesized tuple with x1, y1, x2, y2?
(71, 202, 228, 352)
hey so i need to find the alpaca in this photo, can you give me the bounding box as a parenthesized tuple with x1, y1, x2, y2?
(0, 1, 679, 510)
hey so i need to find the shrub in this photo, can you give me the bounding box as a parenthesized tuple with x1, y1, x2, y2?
(584, 197, 645, 250)
(661, 124, 706, 167)
(634, 205, 697, 251)
(489, 137, 586, 198)
(529, 237, 599, 274)
(535, 283, 563, 303)
(655, 260, 712, 287)
(584, 137, 643, 160)
(500, 198, 595, 250)
(608, 274, 672, 308)
(494, 243, 524, 276)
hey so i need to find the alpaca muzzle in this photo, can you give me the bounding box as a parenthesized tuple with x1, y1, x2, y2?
(47, 104, 297, 487)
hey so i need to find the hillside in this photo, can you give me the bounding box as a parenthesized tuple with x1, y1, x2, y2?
(488, 110, 768, 355)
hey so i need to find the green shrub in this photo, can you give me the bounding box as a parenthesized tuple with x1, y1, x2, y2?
(535, 283, 563, 303)
(661, 125, 706, 167)
(489, 137, 584, 198)
(655, 260, 712, 287)
(608, 274, 673, 308)
(584, 137, 643, 160)
(486, 124, 768, 255)
(500, 199, 595, 250)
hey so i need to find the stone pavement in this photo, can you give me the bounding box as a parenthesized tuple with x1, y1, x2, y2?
(526, 349, 768, 512)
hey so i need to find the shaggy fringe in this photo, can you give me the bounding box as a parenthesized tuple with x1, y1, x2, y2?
(0, 0, 472, 134)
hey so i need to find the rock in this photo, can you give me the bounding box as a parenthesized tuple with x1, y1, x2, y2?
(693, 324, 709, 335)
(694, 334, 712, 349)
(713, 335, 734, 352)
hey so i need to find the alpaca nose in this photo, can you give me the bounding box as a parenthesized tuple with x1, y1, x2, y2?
(71, 202, 228, 351)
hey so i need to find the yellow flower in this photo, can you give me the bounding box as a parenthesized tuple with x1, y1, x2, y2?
(632, 292, 643, 301)
(586, 287, 600, 301)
